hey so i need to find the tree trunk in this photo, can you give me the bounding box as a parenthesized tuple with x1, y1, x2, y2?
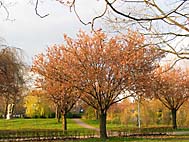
(171, 108, 177, 129)
(56, 105, 61, 123)
(95, 109, 99, 120)
(137, 98, 141, 128)
(4, 103, 8, 119)
(99, 111, 107, 138)
(11, 104, 15, 119)
(62, 113, 67, 131)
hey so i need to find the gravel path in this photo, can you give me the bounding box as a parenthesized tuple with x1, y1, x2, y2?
(72, 119, 100, 131)
(172, 131, 189, 135)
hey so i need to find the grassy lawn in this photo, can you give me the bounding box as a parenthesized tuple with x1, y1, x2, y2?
(81, 119, 189, 132)
(0, 118, 189, 142)
(81, 119, 125, 129)
(1, 118, 188, 132)
(73, 137, 189, 142)
(0, 118, 87, 131)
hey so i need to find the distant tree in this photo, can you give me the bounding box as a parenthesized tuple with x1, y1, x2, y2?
(152, 66, 189, 129)
(107, 98, 134, 126)
(32, 30, 163, 138)
(177, 101, 189, 126)
(83, 106, 97, 120)
(32, 49, 80, 130)
(24, 90, 52, 118)
(42, 79, 80, 130)
(0, 47, 26, 118)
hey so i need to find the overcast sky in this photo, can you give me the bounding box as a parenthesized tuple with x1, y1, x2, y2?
(1, 0, 188, 67)
(0, 0, 105, 65)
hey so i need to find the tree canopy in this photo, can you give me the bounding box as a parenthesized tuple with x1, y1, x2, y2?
(32, 30, 163, 138)
(0, 47, 26, 118)
(152, 65, 189, 129)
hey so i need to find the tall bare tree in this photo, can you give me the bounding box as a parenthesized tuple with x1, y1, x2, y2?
(0, 46, 26, 118)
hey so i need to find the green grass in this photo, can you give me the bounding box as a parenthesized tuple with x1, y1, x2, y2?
(81, 119, 126, 130)
(1, 118, 189, 132)
(0, 118, 189, 142)
(81, 119, 189, 132)
(81, 119, 143, 131)
(0, 118, 87, 131)
(81, 119, 99, 128)
(48, 137, 189, 142)
(81, 119, 154, 131)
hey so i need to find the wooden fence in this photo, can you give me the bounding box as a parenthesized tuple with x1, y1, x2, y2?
(0, 127, 174, 141)
(0, 129, 98, 141)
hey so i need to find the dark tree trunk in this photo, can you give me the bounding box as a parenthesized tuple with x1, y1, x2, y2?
(62, 113, 67, 131)
(57, 112, 61, 123)
(4, 100, 9, 119)
(99, 111, 107, 138)
(171, 108, 177, 129)
(95, 109, 99, 120)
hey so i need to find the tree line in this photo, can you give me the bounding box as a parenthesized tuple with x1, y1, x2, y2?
(0, 30, 189, 139)
(0, 0, 189, 139)
(32, 30, 189, 138)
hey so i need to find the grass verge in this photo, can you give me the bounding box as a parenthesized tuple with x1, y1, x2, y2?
(0, 118, 87, 131)
(67, 136, 189, 142)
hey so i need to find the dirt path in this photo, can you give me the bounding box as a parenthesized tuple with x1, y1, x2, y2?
(172, 131, 189, 135)
(72, 119, 99, 131)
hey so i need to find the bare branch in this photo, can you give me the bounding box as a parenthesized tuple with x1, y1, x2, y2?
(91, 3, 108, 31)
(35, 0, 49, 18)
(72, 2, 91, 26)
(160, 59, 182, 74)
(0, 1, 10, 20)
(104, 0, 186, 22)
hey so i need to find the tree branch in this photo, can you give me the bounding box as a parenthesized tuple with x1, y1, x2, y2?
(0, 1, 10, 20)
(104, 0, 186, 22)
(35, 0, 49, 18)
